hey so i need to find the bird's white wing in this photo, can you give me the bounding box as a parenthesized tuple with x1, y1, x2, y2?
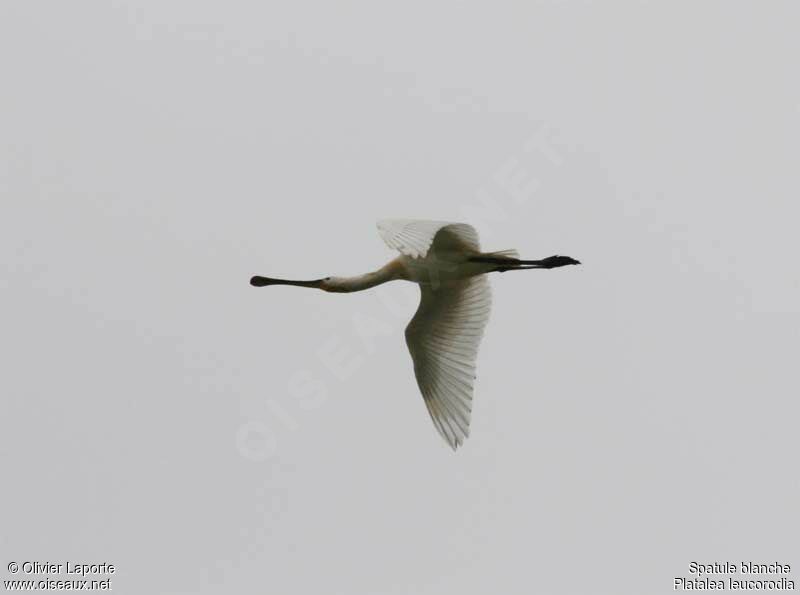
(405, 275, 491, 450)
(377, 219, 481, 258)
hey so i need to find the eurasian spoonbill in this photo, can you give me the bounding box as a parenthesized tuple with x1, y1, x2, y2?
(250, 219, 579, 450)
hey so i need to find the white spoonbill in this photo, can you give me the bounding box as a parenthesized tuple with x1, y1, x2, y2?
(250, 219, 579, 450)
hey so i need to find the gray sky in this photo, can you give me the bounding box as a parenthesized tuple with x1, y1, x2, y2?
(2, 2, 799, 593)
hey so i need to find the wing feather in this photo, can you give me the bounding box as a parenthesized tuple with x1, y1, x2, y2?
(404, 275, 491, 450)
(377, 219, 481, 258)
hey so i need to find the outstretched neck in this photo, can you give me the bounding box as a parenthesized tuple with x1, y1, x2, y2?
(250, 259, 405, 293)
(325, 261, 402, 293)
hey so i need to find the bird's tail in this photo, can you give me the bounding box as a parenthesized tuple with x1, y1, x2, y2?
(476, 249, 520, 261)
(469, 250, 522, 271)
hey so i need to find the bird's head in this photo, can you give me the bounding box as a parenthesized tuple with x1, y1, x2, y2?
(317, 277, 350, 293)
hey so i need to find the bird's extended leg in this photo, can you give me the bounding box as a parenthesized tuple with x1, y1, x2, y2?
(469, 254, 580, 272)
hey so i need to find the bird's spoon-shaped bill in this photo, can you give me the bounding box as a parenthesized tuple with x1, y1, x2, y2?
(250, 276, 324, 288)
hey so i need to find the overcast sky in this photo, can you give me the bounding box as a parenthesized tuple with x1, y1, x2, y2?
(2, 2, 799, 594)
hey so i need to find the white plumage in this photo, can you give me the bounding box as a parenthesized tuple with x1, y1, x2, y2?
(250, 219, 580, 450)
(377, 219, 481, 259)
(377, 220, 491, 449)
(406, 274, 491, 449)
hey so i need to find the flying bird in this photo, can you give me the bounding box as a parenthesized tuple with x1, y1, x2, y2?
(250, 219, 579, 450)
